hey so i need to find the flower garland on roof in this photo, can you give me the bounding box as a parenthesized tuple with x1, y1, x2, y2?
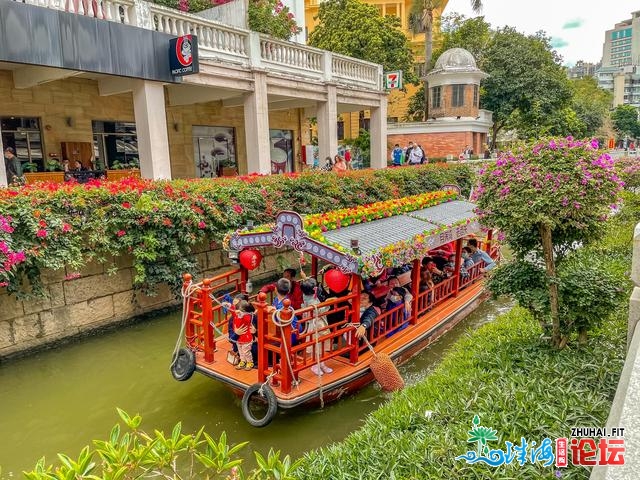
(303, 190, 458, 236)
(358, 217, 477, 277)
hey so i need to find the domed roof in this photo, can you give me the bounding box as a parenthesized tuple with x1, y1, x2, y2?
(432, 48, 479, 73)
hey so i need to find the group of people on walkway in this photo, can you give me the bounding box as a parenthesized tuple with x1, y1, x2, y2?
(391, 141, 427, 166)
(320, 149, 353, 172)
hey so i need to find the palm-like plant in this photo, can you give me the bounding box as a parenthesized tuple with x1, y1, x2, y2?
(409, 0, 483, 119)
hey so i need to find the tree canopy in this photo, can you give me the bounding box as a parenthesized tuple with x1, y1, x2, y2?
(482, 28, 572, 147)
(309, 0, 416, 83)
(475, 137, 624, 347)
(612, 104, 640, 139)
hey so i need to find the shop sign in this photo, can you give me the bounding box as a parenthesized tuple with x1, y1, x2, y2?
(384, 71, 402, 89)
(169, 35, 199, 76)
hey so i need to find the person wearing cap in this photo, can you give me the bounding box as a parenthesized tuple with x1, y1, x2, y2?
(3, 147, 22, 184)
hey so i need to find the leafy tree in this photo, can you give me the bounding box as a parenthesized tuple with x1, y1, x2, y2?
(248, 0, 301, 40)
(475, 137, 623, 348)
(611, 104, 640, 139)
(571, 77, 612, 137)
(432, 14, 492, 70)
(408, 0, 483, 119)
(309, 0, 416, 83)
(510, 105, 587, 140)
(482, 29, 572, 149)
(24, 409, 301, 480)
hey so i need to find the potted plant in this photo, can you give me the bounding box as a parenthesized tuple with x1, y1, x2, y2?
(23, 161, 66, 184)
(107, 158, 141, 180)
(219, 158, 237, 177)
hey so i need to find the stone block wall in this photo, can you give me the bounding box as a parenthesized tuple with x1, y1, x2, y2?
(0, 246, 297, 359)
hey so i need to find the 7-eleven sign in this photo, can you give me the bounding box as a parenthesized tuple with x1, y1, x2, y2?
(384, 71, 402, 89)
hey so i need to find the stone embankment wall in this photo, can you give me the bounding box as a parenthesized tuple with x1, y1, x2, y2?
(590, 223, 640, 479)
(0, 244, 296, 359)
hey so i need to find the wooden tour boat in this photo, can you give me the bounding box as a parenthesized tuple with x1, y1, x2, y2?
(170, 186, 498, 426)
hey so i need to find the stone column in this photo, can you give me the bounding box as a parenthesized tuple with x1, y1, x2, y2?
(369, 95, 388, 169)
(317, 84, 338, 163)
(0, 132, 7, 187)
(133, 80, 172, 180)
(244, 71, 271, 174)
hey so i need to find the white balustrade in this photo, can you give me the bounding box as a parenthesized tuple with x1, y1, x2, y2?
(259, 37, 323, 75)
(331, 53, 380, 87)
(149, 4, 248, 61)
(10, 0, 383, 91)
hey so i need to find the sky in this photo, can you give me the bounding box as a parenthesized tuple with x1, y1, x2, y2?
(444, 0, 637, 66)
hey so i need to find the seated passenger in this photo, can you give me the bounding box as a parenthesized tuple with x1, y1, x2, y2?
(423, 258, 446, 284)
(466, 239, 495, 272)
(386, 275, 413, 316)
(419, 268, 434, 292)
(301, 278, 332, 376)
(429, 250, 449, 270)
(355, 292, 379, 340)
(385, 287, 410, 337)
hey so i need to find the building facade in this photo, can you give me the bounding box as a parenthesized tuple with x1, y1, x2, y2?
(567, 60, 600, 79)
(0, 0, 387, 187)
(601, 11, 640, 68)
(597, 10, 640, 108)
(304, 0, 448, 137)
(387, 48, 492, 159)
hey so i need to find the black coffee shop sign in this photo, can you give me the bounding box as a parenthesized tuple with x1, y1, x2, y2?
(169, 34, 199, 76)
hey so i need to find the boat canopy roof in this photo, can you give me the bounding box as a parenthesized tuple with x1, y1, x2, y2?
(226, 188, 482, 276)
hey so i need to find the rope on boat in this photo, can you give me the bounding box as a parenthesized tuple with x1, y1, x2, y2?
(271, 307, 300, 390)
(170, 279, 201, 369)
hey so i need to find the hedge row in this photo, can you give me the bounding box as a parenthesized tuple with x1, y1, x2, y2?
(0, 165, 473, 297)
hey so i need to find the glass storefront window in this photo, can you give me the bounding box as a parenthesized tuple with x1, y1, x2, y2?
(269, 129, 294, 174)
(92, 121, 139, 170)
(1, 117, 44, 172)
(192, 126, 237, 178)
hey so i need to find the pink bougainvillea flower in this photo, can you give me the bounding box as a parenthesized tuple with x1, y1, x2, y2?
(36, 229, 47, 238)
(116, 230, 126, 237)
(232, 204, 243, 214)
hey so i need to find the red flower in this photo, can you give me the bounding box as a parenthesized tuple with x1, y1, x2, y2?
(116, 230, 126, 237)
(122, 202, 131, 209)
(38, 220, 47, 227)
(163, 218, 173, 227)
(36, 229, 47, 238)
(62, 223, 71, 233)
(232, 204, 243, 214)
(198, 221, 206, 229)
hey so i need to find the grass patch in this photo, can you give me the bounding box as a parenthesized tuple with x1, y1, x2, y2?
(297, 306, 626, 479)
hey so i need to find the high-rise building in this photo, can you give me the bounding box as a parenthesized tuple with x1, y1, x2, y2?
(602, 11, 640, 68)
(598, 11, 640, 107)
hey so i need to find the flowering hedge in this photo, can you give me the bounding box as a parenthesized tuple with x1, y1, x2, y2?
(0, 165, 473, 297)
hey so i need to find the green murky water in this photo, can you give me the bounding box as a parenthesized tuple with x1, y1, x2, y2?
(0, 298, 512, 476)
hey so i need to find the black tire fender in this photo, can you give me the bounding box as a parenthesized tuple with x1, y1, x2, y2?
(170, 347, 195, 381)
(241, 383, 278, 427)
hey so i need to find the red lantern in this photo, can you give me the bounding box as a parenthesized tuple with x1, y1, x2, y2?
(239, 249, 262, 271)
(325, 268, 350, 293)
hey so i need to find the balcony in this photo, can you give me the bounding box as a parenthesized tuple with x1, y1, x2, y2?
(10, 0, 383, 91)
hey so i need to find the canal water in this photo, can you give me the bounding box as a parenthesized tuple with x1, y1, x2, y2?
(0, 298, 512, 477)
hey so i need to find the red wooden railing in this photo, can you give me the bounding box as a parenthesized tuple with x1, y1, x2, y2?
(182, 232, 500, 393)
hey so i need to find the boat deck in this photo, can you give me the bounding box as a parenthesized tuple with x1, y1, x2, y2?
(195, 280, 485, 402)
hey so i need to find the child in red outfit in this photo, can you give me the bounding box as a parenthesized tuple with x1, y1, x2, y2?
(233, 300, 255, 370)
